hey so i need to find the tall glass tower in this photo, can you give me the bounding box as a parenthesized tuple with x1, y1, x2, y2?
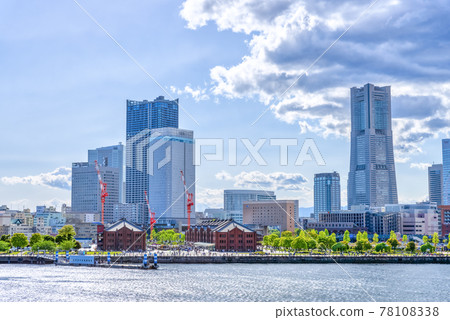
(347, 83, 398, 208)
(314, 172, 341, 219)
(442, 139, 450, 205)
(126, 96, 179, 208)
(428, 163, 443, 205)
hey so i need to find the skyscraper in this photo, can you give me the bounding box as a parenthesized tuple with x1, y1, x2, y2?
(347, 83, 398, 207)
(71, 162, 119, 223)
(148, 128, 195, 226)
(314, 172, 341, 219)
(126, 96, 179, 207)
(428, 164, 443, 205)
(442, 139, 450, 205)
(88, 144, 124, 202)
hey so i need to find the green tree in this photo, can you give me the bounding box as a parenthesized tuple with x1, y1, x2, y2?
(280, 237, 292, 249)
(29, 233, 42, 246)
(432, 232, 439, 248)
(291, 237, 308, 251)
(43, 235, 55, 242)
(331, 242, 349, 252)
(32, 240, 56, 252)
(281, 230, 293, 238)
(355, 240, 372, 252)
(294, 228, 301, 237)
(402, 235, 408, 243)
(327, 233, 337, 248)
(387, 238, 399, 251)
(447, 241, 450, 251)
(267, 233, 279, 247)
(11, 233, 28, 249)
(362, 231, 368, 241)
(343, 230, 350, 243)
(299, 230, 307, 239)
(390, 230, 397, 240)
(324, 229, 329, 237)
(422, 235, 429, 243)
(58, 225, 76, 240)
(273, 238, 281, 248)
(74, 241, 82, 250)
(308, 229, 318, 240)
(420, 242, 435, 253)
(59, 240, 75, 251)
(372, 233, 379, 244)
(55, 235, 65, 244)
(0, 241, 11, 251)
(307, 238, 317, 250)
(375, 243, 391, 253)
(405, 241, 416, 252)
(0, 234, 11, 243)
(269, 229, 280, 237)
(356, 231, 362, 242)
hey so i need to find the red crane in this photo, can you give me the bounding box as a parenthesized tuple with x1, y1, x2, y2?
(180, 170, 194, 230)
(94, 160, 108, 225)
(144, 190, 156, 240)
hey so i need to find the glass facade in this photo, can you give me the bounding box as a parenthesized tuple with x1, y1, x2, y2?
(224, 190, 278, 223)
(348, 84, 398, 207)
(443, 139, 450, 205)
(428, 164, 443, 205)
(314, 172, 341, 219)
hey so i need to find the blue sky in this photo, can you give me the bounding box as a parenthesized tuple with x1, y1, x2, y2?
(1, 0, 449, 214)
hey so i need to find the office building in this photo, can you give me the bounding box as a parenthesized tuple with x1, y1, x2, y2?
(243, 200, 297, 233)
(224, 190, 277, 222)
(71, 162, 120, 223)
(314, 172, 341, 219)
(428, 164, 443, 205)
(347, 83, 398, 207)
(147, 128, 195, 227)
(438, 205, 450, 237)
(113, 203, 146, 226)
(88, 144, 124, 202)
(126, 96, 180, 222)
(443, 139, 450, 205)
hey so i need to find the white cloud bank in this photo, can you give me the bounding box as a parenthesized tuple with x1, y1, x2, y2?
(1, 167, 71, 190)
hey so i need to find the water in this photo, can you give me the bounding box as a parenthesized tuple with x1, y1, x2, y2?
(0, 264, 449, 302)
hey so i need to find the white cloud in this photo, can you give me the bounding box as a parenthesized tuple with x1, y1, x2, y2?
(196, 187, 223, 210)
(0, 167, 71, 190)
(180, 0, 450, 158)
(170, 85, 209, 102)
(410, 162, 431, 170)
(216, 170, 307, 191)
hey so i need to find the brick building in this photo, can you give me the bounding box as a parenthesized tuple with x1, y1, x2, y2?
(439, 205, 450, 237)
(185, 219, 257, 251)
(99, 219, 146, 251)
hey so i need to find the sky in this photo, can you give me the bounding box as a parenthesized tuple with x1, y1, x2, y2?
(0, 0, 449, 214)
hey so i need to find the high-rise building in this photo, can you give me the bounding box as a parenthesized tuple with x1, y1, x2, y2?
(126, 96, 179, 207)
(428, 164, 443, 205)
(71, 162, 120, 223)
(148, 128, 194, 227)
(347, 83, 398, 207)
(88, 144, 124, 202)
(314, 172, 341, 219)
(442, 139, 450, 205)
(224, 190, 277, 223)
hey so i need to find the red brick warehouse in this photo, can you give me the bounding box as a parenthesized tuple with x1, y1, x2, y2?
(99, 219, 146, 251)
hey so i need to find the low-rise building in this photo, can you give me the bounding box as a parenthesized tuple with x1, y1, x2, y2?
(98, 219, 146, 252)
(439, 205, 450, 237)
(243, 200, 297, 233)
(185, 219, 257, 252)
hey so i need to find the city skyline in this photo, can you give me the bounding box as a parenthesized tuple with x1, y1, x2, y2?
(1, 1, 449, 212)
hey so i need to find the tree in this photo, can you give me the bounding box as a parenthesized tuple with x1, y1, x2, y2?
(59, 240, 75, 251)
(372, 233, 379, 244)
(324, 229, 329, 237)
(29, 233, 42, 246)
(422, 235, 429, 243)
(0, 234, 10, 243)
(420, 242, 435, 253)
(262, 235, 270, 247)
(32, 240, 56, 252)
(267, 233, 279, 247)
(307, 238, 317, 250)
(375, 243, 391, 253)
(0, 241, 10, 251)
(11, 233, 28, 249)
(332, 242, 349, 252)
(405, 241, 416, 253)
(273, 238, 281, 248)
(74, 241, 82, 250)
(294, 228, 301, 237)
(432, 232, 439, 248)
(355, 240, 372, 252)
(281, 230, 293, 238)
(387, 238, 399, 251)
(390, 230, 397, 240)
(55, 235, 65, 244)
(343, 230, 350, 243)
(327, 233, 337, 248)
(447, 241, 450, 251)
(299, 230, 307, 239)
(280, 237, 292, 249)
(362, 231, 368, 241)
(308, 229, 318, 239)
(402, 235, 408, 243)
(291, 237, 308, 251)
(269, 229, 280, 237)
(43, 235, 55, 242)
(356, 231, 362, 242)
(58, 225, 76, 240)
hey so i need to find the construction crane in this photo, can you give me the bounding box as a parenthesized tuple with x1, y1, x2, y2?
(144, 190, 156, 240)
(94, 160, 108, 225)
(180, 170, 194, 230)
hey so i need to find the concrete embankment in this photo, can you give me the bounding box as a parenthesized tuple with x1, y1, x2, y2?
(0, 255, 53, 264)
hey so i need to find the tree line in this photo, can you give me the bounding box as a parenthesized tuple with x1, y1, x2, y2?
(262, 229, 449, 253)
(0, 225, 81, 253)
